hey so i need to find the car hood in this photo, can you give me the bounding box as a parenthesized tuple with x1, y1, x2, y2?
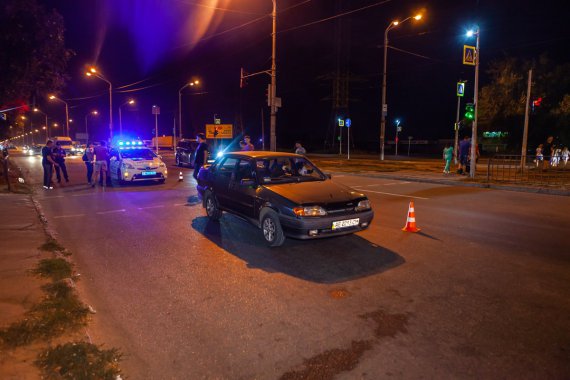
(264, 180, 365, 205)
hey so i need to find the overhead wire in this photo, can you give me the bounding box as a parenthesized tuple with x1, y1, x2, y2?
(173, 0, 263, 15)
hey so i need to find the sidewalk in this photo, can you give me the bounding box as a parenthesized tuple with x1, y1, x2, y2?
(309, 155, 570, 196)
(0, 194, 48, 378)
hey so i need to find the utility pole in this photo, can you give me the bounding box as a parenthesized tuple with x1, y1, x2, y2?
(261, 107, 265, 151)
(521, 69, 533, 169)
(469, 28, 480, 178)
(269, 0, 277, 151)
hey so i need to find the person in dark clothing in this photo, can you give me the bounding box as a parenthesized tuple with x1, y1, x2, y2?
(52, 145, 69, 183)
(83, 143, 95, 184)
(193, 133, 209, 181)
(543, 136, 554, 169)
(41, 140, 59, 189)
(458, 136, 471, 175)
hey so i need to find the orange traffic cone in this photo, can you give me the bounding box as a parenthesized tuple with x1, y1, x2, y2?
(402, 200, 421, 232)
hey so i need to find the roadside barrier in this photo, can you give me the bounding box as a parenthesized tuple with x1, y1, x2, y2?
(402, 200, 421, 233)
(487, 154, 570, 186)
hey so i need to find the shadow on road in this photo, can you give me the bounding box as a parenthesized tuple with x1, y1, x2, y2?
(191, 215, 404, 284)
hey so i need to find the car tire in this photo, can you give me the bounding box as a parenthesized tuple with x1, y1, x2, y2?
(205, 192, 222, 221)
(260, 209, 285, 247)
(158, 179, 166, 184)
(176, 154, 183, 167)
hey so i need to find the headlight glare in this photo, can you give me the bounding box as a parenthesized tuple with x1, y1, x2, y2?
(293, 206, 327, 217)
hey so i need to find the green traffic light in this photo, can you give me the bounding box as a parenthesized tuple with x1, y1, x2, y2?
(464, 103, 474, 120)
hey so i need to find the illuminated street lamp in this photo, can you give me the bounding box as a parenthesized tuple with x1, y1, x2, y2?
(466, 27, 480, 178)
(34, 108, 49, 141)
(84, 110, 98, 143)
(178, 79, 200, 145)
(118, 99, 135, 137)
(86, 67, 113, 141)
(379, 13, 423, 160)
(48, 95, 70, 137)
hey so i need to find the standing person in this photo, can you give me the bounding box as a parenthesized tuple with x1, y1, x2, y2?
(535, 144, 544, 167)
(193, 133, 209, 181)
(52, 144, 69, 184)
(294, 141, 306, 155)
(83, 143, 95, 185)
(41, 140, 58, 189)
(543, 136, 554, 169)
(92, 141, 109, 188)
(239, 135, 255, 151)
(443, 143, 453, 174)
(458, 136, 471, 175)
(561, 146, 569, 167)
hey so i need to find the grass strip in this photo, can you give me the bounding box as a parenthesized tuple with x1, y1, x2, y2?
(36, 341, 122, 380)
(31, 258, 73, 281)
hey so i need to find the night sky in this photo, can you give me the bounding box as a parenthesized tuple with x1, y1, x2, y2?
(39, 0, 570, 151)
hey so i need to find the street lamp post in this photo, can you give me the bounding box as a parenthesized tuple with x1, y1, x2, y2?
(178, 80, 200, 145)
(48, 95, 69, 137)
(269, 0, 277, 152)
(86, 68, 113, 141)
(467, 28, 480, 178)
(379, 14, 422, 160)
(118, 99, 135, 137)
(84, 110, 98, 143)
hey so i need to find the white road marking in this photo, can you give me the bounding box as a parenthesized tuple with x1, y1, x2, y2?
(72, 193, 97, 197)
(42, 195, 64, 199)
(137, 205, 165, 210)
(334, 175, 345, 177)
(353, 188, 429, 200)
(53, 214, 85, 219)
(96, 209, 126, 215)
(173, 203, 188, 206)
(384, 181, 410, 185)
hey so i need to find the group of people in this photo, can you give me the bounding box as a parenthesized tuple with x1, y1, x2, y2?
(442, 136, 479, 175)
(41, 140, 69, 189)
(41, 139, 111, 189)
(535, 136, 569, 168)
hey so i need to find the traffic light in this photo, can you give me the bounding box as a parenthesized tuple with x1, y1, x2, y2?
(464, 103, 474, 120)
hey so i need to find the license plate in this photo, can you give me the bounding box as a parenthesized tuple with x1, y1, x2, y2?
(142, 171, 156, 176)
(332, 218, 359, 230)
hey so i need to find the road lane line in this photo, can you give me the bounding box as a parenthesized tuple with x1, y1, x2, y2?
(383, 181, 410, 186)
(72, 193, 98, 197)
(96, 209, 126, 215)
(41, 195, 64, 199)
(53, 214, 85, 219)
(353, 188, 429, 200)
(173, 203, 188, 206)
(137, 205, 165, 210)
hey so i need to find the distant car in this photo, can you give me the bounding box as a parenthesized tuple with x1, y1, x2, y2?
(109, 144, 168, 184)
(196, 151, 374, 247)
(70, 144, 85, 156)
(175, 139, 198, 167)
(26, 145, 43, 155)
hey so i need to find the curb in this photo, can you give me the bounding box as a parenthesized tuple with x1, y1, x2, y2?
(332, 172, 570, 197)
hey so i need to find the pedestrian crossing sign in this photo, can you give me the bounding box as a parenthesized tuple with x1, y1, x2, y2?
(463, 45, 476, 66)
(457, 82, 465, 97)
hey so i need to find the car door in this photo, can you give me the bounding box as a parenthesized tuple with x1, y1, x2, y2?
(230, 159, 258, 219)
(213, 156, 238, 208)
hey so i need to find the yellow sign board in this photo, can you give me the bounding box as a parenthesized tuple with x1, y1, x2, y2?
(205, 124, 233, 139)
(463, 45, 476, 66)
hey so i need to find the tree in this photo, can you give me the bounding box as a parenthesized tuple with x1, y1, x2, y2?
(478, 55, 570, 149)
(0, 0, 72, 109)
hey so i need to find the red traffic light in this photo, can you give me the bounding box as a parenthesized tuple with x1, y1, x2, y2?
(533, 97, 543, 107)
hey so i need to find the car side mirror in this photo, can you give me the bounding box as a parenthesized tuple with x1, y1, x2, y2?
(240, 178, 256, 187)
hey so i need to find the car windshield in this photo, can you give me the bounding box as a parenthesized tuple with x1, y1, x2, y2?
(255, 157, 325, 184)
(120, 149, 156, 160)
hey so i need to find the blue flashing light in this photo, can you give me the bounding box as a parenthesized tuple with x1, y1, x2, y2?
(126, 141, 131, 145)
(118, 141, 124, 146)
(216, 151, 223, 158)
(138, 141, 143, 145)
(131, 141, 136, 145)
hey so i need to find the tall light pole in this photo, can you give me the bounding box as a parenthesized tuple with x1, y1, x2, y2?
(467, 28, 480, 178)
(85, 110, 98, 143)
(34, 109, 48, 141)
(379, 14, 422, 160)
(119, 99, 135, 137)
(269, 0, 277, 152)
(86, 67, 113, 141)
(48, 95, 69, 137)
(178, 80, 200, 144)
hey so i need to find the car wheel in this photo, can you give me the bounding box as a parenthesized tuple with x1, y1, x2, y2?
(176, 155, 183, 167)
(260, 209, 285, 247)
(158, 179, 166, 184)
(205, 192, 222, 221)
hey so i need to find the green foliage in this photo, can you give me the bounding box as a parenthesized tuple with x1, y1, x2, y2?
(40, 239, 67, 254)
(0, 281, 89, 347)
(0, 0, 72, 106)
(36, 342, 122, 380)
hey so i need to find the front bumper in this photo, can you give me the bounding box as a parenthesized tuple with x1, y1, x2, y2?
(279, 210, 374, 239)
(123, 169, 167, 181)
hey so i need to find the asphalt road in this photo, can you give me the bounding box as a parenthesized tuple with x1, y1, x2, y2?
(12, 152, 570, 379)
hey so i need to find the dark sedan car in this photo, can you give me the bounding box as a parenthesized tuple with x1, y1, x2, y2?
(175, 139, 198, 167)
(196, 151, 374, 246)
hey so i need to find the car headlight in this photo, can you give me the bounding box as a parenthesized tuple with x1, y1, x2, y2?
(293, 206, 327, 217)
(355, 199, 371, 212)
(122, 163, 135, 169)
